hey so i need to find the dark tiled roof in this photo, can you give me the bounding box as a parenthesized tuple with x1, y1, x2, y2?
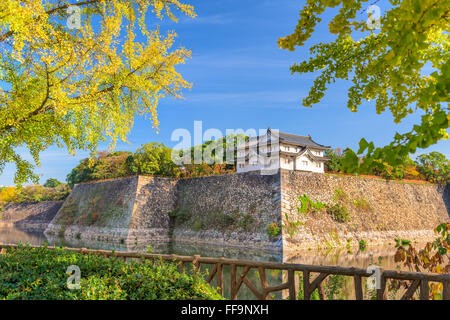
(236, 129, 330, 150)
(277, 131, 330, 149)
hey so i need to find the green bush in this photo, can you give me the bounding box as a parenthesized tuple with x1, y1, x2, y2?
(211, 213, 235, 229)
(359, 239, 367, 250)
(238, 214, 255, 232)
(326, 203, 350, 223)
(128, 143, 179, 177)
(193, 220, 204, 231)
(0, 245, 223, 300)
(43, 178, 64, 188)
(298, 194, 326, 214)
(415, 152, 450, 184)
(333, 189, 348, 202)
(173, 209, 192, 225)
(267, 222, 281, 238)
(352, 198, 373, 211)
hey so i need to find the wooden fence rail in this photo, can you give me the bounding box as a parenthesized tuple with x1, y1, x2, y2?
(1, 244, 449, 300)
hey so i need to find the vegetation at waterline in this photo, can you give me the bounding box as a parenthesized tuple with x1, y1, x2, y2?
(0, 245, 222, 300)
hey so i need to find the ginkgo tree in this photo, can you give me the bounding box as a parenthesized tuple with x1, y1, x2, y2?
(279, 0, 449, 174)
(0, 0, 195, 184)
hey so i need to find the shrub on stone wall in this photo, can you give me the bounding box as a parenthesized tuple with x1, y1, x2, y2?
(326, 203, 350, 223)
(237, 213, 255, 232)
(267, 222, 281, 238)
(298, 194, 326, 214)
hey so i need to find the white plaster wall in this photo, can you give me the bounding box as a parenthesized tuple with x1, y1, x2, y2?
(295, 154, 324, 173)
(236, 144, 325, 173)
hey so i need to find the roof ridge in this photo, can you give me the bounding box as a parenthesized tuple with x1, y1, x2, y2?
(278, 131, 311, 139)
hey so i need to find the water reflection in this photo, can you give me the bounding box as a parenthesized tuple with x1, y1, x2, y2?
(0, 226, 406, 268)
(0, 226, 48, 247)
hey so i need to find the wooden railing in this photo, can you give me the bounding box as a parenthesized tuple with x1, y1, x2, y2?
(1, 244, 449, 300)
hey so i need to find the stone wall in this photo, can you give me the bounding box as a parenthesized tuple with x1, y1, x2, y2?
(0, 201, 63, 232)
(43, 173, 281, 248)
(173, 172, 282, 249)
(44, 176, 178, 243)
(41, 170, 449, 252)
(281, 170, 449, 250)
(128, 176, 178, 241)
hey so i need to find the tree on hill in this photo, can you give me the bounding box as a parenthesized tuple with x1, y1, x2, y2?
(127, 143, 179, 177)
(0, 0, 196, 184)
(43, 178, 63, 188)
(66, 151, 133, 187)
(279, 0, 449, 175)
(180, 134, 246, 169)
(415, 151, 450, 184)
(324, 148, 344, 173)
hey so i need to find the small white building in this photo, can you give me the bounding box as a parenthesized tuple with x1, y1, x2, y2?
(236, 128, 330, 174)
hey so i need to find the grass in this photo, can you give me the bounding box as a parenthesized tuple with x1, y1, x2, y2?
(352, 198, 373, 211)
(237, 213, 255, 232)
(333, 189, 348, 202)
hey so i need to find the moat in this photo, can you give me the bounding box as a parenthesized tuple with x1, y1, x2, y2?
(0, 225, 408, 269)
(0, 225, 435, 300)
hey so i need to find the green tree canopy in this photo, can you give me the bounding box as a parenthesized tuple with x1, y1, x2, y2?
(128, 142, 179, 177)
(279, 0, 449, 174)
(43, 178, 63, 188)
(0, 0, 195, 184)
(415, 151, 449, 183)
(66, 150, 132, 187)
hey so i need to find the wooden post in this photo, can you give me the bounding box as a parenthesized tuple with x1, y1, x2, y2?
(258, 267, 269, 300)
(420, 280, 429, 300)
(192, 254, 200, 273)
(443, 281, 450, 301)
(179, 261, 185, 273)
(302, 270, 310, 300)
(376, 272, 386, 300)
(442, 281, 450, 300)
(217, 263, 223, 295)
(230, 264, 237, 300)
(288, 269, 296, 300)
(401, 280, 420, 300)
(354, 275, 363, 300)
(317, 283, 325, 300)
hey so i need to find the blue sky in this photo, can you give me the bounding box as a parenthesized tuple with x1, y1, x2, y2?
(1, 0, 448, 186)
